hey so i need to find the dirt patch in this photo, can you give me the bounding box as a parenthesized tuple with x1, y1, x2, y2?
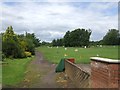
(56, 72, 75, 88)
(20, 51, 59, 88)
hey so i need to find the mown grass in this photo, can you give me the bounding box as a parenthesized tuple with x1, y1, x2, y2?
(2, 57, 34, 87)
(0, 64, 1, 84)
(37, 46, 119, 64)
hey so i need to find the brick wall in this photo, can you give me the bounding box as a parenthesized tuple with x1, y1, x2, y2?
(91, 57, 120, 88)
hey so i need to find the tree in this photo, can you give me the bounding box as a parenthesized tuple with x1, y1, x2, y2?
(57, 38, 63, 46)
(63, 31, 71, 47)
(102, 29, 120, 45)
(25, 38, 35, 55)
(52, 38, 63, 46)
(41, 41, 51, 46)
(18, 34, 35, 55)
(2, 26, 25, 58)
(2, 26, 40, 58)
(90, 40, 103, 47)
(63, 28, 91, 47)
(26, 32, 41, 47)
(52, 39, 57, 46)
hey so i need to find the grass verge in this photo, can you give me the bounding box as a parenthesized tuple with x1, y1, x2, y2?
(2, 56, 34, 87)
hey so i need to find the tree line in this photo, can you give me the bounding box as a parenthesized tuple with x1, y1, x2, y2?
(52, 28, 120, 47)
(2, 26, 40, 59)
(52, 28, 92, 47)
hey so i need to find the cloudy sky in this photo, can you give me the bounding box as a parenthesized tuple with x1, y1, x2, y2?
(1, 0, 119, 42)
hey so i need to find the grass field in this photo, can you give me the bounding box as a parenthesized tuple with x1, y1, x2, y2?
(0, 64, 1, 84)
(37, 46, 119, 64)
(2, 57, 34, 87)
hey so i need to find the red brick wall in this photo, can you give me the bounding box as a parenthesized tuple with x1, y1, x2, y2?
(109, 64, 120, 88)
(91, 60, 120, 88)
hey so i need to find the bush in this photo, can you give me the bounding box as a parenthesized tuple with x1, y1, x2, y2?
(25, 38, 35, 55)
(2, 53, 5, 61)
(2, 26, 36, 58)
(2, 26, 26, 58)
(24, 51, 32, 57)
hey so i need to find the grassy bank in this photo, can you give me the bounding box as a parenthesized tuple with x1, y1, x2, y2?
(2, 57, 34, 87)
(37, 46, 119, 64)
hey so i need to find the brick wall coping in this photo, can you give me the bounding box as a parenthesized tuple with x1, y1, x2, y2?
(90, 57, 120, 63)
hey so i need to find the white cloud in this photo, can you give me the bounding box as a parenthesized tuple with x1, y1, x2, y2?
(1, 1, 118, 42)
(1, 0, 119, 2)
(87, 2, 117, 10)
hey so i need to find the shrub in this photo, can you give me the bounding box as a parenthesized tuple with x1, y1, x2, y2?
(24, 51, 31, 57)
(2, 53, 5, 61)
(2, 26, 36, 58)
(25, 38, 35, 55)
(2, 26, 26, 58)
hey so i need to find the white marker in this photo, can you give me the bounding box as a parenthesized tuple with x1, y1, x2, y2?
(74, 49, 78, 52)
(65, 48, 67, 50)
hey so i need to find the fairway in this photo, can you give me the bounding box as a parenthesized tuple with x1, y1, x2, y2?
(37, 46, 119, 64)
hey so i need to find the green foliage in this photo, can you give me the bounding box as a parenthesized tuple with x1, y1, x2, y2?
(41, 41, 51, 46)
(24, 51, 32, 57)
(25, 38, 35, 55)
(52, 28, 91, 47)
(64, 31, 71, 47)
(18, 34, 35, 55)
(2, 53, 6, 61)
(26, 32, 40, 47)
(52, 39, 56, 46)
(2, 26, 25, 58)
(102, 29, 120, 45)
(2, 26, 40, 58)
(63, 28, 91, 47)
(90, 40, 103, 46)
(52, 38, 63, 46)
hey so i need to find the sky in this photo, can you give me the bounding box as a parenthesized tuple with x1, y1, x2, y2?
(1, 0, 119, 42)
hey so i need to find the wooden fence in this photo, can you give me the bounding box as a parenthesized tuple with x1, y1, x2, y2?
(65, 60, 90, 88)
